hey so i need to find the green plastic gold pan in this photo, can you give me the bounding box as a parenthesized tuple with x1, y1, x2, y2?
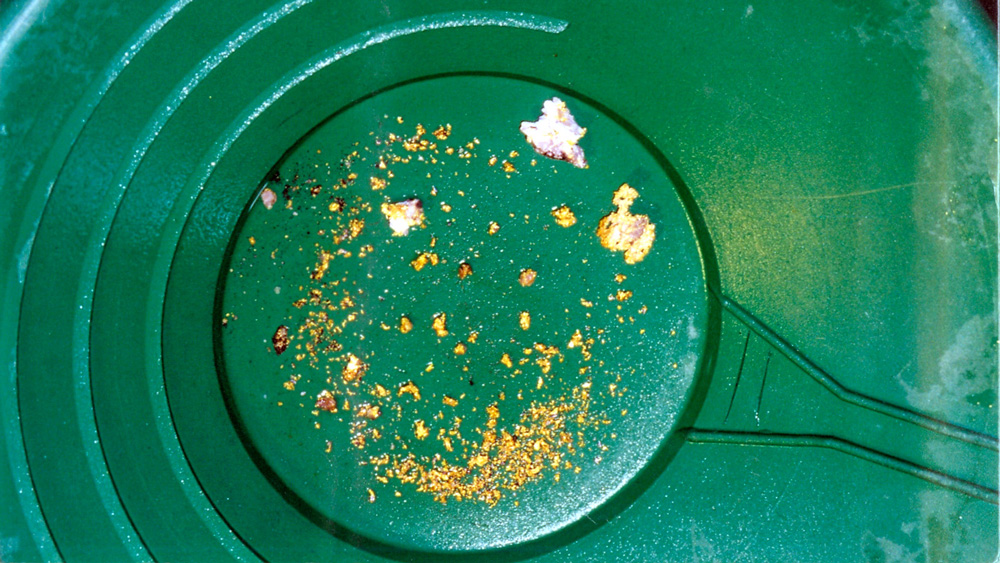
(1, 1, 996, 561)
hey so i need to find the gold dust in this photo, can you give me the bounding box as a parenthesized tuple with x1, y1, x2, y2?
(399, 316, 414, 334)
(457, 262, 473, 279)
(370, 176, 387, 190)
(615, 289, 633, 301)
(454, 342, 467, 355)
(518, 311, 531, 331)
(488, 221, 500, 235)
(443, 395, 459, 407)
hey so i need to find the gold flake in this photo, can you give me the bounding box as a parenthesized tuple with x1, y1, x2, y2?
(550, 205, 577, 227)
(410, 251, 440, 271)
(432, 313, 448, 337)
(315, 389, 338, 412)
(414, 419, 430, 440)
(518, 311, 531, 331)
(398, 381, 422, 401)
(518, 268, 537, 287)
(342, 353, 367, 383)
(500, 353, 513, 368)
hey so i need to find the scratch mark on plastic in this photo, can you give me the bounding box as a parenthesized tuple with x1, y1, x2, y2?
(724, 331, 751, 423)
(755, 351, 771, 426)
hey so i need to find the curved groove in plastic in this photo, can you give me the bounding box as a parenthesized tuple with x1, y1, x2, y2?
(84, 2, 317, 559)
(685, 429, 998, 504)
(718, 295, 999, 451)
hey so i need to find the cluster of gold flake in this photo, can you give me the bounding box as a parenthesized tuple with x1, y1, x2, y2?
(245, 109, 660, 508)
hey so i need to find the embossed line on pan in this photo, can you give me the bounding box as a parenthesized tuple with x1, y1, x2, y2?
(719, 295, 999, 451)
(78, 2, 315, 561)
(686, 429, 998, 504)
(7, 3, 196, 561)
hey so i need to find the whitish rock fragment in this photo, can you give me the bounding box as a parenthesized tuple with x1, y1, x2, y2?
(380, 198, 425, 235)
(519, 97, 588, 168)
(260, 188, 277, 209)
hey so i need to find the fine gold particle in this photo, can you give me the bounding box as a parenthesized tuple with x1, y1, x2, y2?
(367, 488, 376, 503)
(399, 316, 414, 333)
(370, 176, 387, 190)
(519, 311, 531, 331)
(501, 160, 516, 173)
(616, 289, 633, 301)
(457, 262, 473, 279)
(580, 298, 594, 308)
(518, 268, 537, 287)
(614, 273, 627, 283)
(454, 342, 467, 355)
(596, 183, 656, 264)
(550, 205, 577, 227)
(432, 313, 448, 337)
(443, 395, 459, 407)
(488, 221, 501, 235)
(488, 155, 499, 167)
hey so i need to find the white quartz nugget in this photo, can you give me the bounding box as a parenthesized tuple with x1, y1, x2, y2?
(380, 198, 425, 235)
(519, 97, 588, 168)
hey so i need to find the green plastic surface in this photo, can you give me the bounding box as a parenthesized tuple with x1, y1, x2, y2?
(1, 1, 997, 562)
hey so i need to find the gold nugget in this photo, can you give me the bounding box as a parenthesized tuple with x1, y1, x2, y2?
(596, 183, 656, 264)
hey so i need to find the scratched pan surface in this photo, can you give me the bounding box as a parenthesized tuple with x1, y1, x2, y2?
(0, 1, 996, 562)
